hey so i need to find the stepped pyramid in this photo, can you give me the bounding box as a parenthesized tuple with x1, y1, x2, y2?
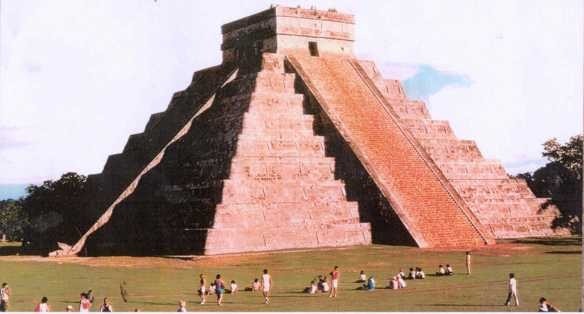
(61, 6, 562, 256)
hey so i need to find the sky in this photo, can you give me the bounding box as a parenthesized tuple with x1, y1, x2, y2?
(0, 0, 582, 193)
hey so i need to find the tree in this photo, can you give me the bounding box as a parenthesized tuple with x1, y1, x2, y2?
(518, 135, 582, 234)
(0, 199, 28, 241)
(21, 172, 90, 253)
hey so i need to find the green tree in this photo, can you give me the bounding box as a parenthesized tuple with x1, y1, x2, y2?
(518, 135, 582, 233)
(21, 172, 90, 253)
(0, 199, 29, 241)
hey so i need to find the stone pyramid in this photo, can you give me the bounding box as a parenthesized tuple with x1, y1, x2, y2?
(59, 6, 562, 256)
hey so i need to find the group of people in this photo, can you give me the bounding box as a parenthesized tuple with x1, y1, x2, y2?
(196, 269, 272, 306)
(303, 266, 341, 297)
(0, 257, 562, 312)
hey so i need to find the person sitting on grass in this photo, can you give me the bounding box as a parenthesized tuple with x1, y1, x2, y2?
(364, 276, 376, 291)
(387, 276, 399, 290)
(415, 267, 426, 279)
(436, 265, 446, 276)
(398, 269, 406, 280)
(303, 280, 318, 294)
(321, 276, 330, 292)
(538, 297, 559, 312)
(99, 297, 113, 312)
(398, 275, 407, 289)
(209, 283, 216, 295)
(446, 264, 454, 276)
(229, 280, 238, 294)
(252, 278, 261, 292)
(357, 270, 367, 283)
(408, 268, 416, 280)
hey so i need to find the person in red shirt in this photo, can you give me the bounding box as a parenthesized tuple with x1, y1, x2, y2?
(329, 266, 340, 298)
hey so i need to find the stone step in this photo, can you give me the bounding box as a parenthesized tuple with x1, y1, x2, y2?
(235, 136, 325, 158)
(229, 157, 336, 181)
(452, 178, 535, 199)
(242, 111, 315, 131)
(221, 179, 348, 204)
(388, 100, 431, 119)
(261, 53, 285, 73)
(401, 119, 456, 139)
(213, 202, 361, 228)
(418, 138, 484, 161)
(204, 222, 371, 255)
(435, 160, 508, 180)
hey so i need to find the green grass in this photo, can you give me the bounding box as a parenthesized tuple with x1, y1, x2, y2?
(0, 238, 580, 312)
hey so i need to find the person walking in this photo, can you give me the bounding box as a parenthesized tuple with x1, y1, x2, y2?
(504, 273, 519, 306)
(199, 274, 207, 305)
(261, 269, 272, 304)
(0, 283, 10, 312)
(214, 274, 225, 306)
(466, 251, 472, 275)
(329, 266, 340, 298)
(99, 297, 113, 312)
(34, 297, 50, 312)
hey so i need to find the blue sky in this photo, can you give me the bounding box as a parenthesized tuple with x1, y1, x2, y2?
(0, 0, 582, 200)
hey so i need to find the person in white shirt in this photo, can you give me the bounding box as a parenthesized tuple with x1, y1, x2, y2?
(436, 265, 446, 276)
(309, 281, 317, 294)
(358, 270, 367, 283)
(505, 273, 519, 306)
(176, 300, 187, 312)
(34, 297, 50, 312)
(446, 264, 454, 276)
(252, 278, 261, 292)
(416, 268, 426, 279)
(321, 278, 330, 292)
(199, 274, 207, 305)
(388, 276, 399, 290)
(261, 269, 272, 304)
(0, 282, 10, 312)
(398, 269, 406, 280)
(230, 280, 238, 294)
(397, 275, 407, 289)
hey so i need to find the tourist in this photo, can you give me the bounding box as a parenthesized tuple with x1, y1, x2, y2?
(214, 274, 225, 305)
(415, 267, 426, 279)
(364, 276, 375, 291)
(0, 282, 10, 312)
(436, 265, 446, 276)
(407, 268, 416, 280)
(65, 305, 74, 312)
(317, 275, 325, 291)
(388, 276, 399, 290)
(358, 270, 367, 283)
(34, 296, 50, 312)
(261, 269, 272, 304)
(446, 264, 454, 275)
(99, 297, 113, 312)
(79, 293, 92, 312)
(397, 275, 407, 288)
(209, 282, 216, 295)
(230, 280, 238, 294)
(199, 274, 207, 305)
(504, 273, 519, 306)
(321, 276, 330, 292)
(398, 269, 406, 280)
(252, 278, 261, 292)
(85, 290, 95, 303)
(466, 251, 472, 275)
(329, 266, 340, 298)
(538, 297, 559, 312)
(177, 300, 187, 312)
(309, 280, 318, 294)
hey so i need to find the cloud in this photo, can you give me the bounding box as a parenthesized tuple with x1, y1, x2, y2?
(402, 65, 472, 101)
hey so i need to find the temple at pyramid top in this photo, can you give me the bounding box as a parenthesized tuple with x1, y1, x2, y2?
(221, 6, 355, 64)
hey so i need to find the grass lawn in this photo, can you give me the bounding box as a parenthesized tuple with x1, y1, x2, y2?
(0, 237, 579, 312)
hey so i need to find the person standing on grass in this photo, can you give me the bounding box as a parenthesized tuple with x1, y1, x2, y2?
(466, 251, 472, 275)
(34, 296, 50, 312)
(0, 282, 10, 312)
(329, 265, 340, 298)
(80, 293, 92, 312)
(176, 300, 187, 312)
(261, 269, 272, 304)
(199, 274, 207, 305)
(214, 274, 225, 306)
(504, 273, 519, 306)
(99, 297, 113, 312)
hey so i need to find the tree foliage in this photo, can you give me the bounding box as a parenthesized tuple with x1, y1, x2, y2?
(21, 172, 90, 253)
(517, 135, 582, 233)
(0, 199, 28, 241)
